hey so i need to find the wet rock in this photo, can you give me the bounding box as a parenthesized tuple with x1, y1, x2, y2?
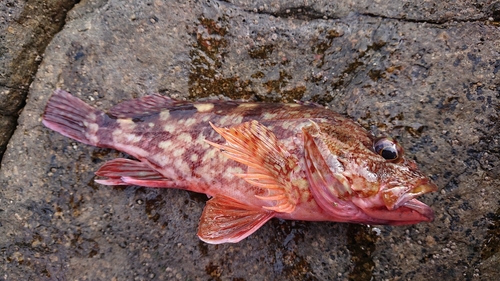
(0, 114, 16, 158)
(0, 0, 499, 280)
(0, 0, 78, 159)
(228, 0, 490, 22)
(488, 1, 500, 22)
(0, 87, 25, 116)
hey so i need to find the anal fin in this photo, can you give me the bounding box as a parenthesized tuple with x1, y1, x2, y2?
(95, 158, 174, 187)
(198, 195, 274, 244)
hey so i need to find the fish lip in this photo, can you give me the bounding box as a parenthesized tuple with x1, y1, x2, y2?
(381, 182, 437, 221)
(402, 198, 435, 221)
(404, 182, 438, 221)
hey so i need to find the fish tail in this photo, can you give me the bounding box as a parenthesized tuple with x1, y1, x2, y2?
(42, 89, 106, 146)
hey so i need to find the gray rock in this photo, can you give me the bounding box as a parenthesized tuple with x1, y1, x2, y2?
(0, 0, 77, 158)
(227, 0, 492, 22)
(1, 0, 499, 280)
(0, 114, 16, 158)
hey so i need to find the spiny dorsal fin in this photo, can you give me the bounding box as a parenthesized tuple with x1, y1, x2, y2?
(198, 195, 274, 244)
(206, 120, 299, 213)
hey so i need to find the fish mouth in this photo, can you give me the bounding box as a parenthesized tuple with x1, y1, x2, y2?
(381, 182, 437, 221)
(401, 198, 435, 222)
(383, 182, 437, 208)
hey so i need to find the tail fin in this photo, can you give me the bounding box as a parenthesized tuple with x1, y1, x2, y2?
(42, 89, 105, 146)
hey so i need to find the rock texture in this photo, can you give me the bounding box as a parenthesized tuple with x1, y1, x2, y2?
(0, 0, 77, 158)
(0, 0, 499, 280)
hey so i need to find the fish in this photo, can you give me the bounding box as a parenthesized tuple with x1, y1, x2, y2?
(42, 89, 437, 244)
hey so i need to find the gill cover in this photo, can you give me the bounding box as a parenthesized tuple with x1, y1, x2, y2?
(302, 121, 362, 220)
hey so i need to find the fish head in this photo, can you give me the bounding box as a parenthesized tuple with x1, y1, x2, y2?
(302, 120, 437, 225)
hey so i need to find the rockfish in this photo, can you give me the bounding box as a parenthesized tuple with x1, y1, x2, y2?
(42, 89, 437, 244)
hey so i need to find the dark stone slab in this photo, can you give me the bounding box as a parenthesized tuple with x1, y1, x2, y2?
(0, 0, 78, 158)
(1, 0, 499, 280)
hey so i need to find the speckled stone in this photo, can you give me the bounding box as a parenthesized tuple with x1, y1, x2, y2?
(0, 0, 77, 158)
(0, 0, 498, 280)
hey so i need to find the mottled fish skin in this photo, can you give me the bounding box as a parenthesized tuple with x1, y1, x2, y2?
(50, 92, 352, 212)
(43, 89, 437, 244)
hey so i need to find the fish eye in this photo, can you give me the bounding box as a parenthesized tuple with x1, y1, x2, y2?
(373, 137, 403, 162)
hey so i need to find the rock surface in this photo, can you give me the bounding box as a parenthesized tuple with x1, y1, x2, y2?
(0, 0, 77, 158)
(1, 0, 499, 280)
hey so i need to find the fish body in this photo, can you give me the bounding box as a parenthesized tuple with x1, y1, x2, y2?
(43, 89, 437, 243)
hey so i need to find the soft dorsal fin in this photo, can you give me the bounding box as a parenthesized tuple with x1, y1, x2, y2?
(108, 94, 192, 118)
(206, 120, 299, 213)
(197, 195, 274, 244)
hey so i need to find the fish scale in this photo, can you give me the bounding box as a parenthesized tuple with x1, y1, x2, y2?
(43, 89, 437, 244)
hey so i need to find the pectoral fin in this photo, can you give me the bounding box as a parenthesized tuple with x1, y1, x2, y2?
(206, 120, 299, 213)
(95, 158, 175, 187)
(198, 195, 274, 244)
